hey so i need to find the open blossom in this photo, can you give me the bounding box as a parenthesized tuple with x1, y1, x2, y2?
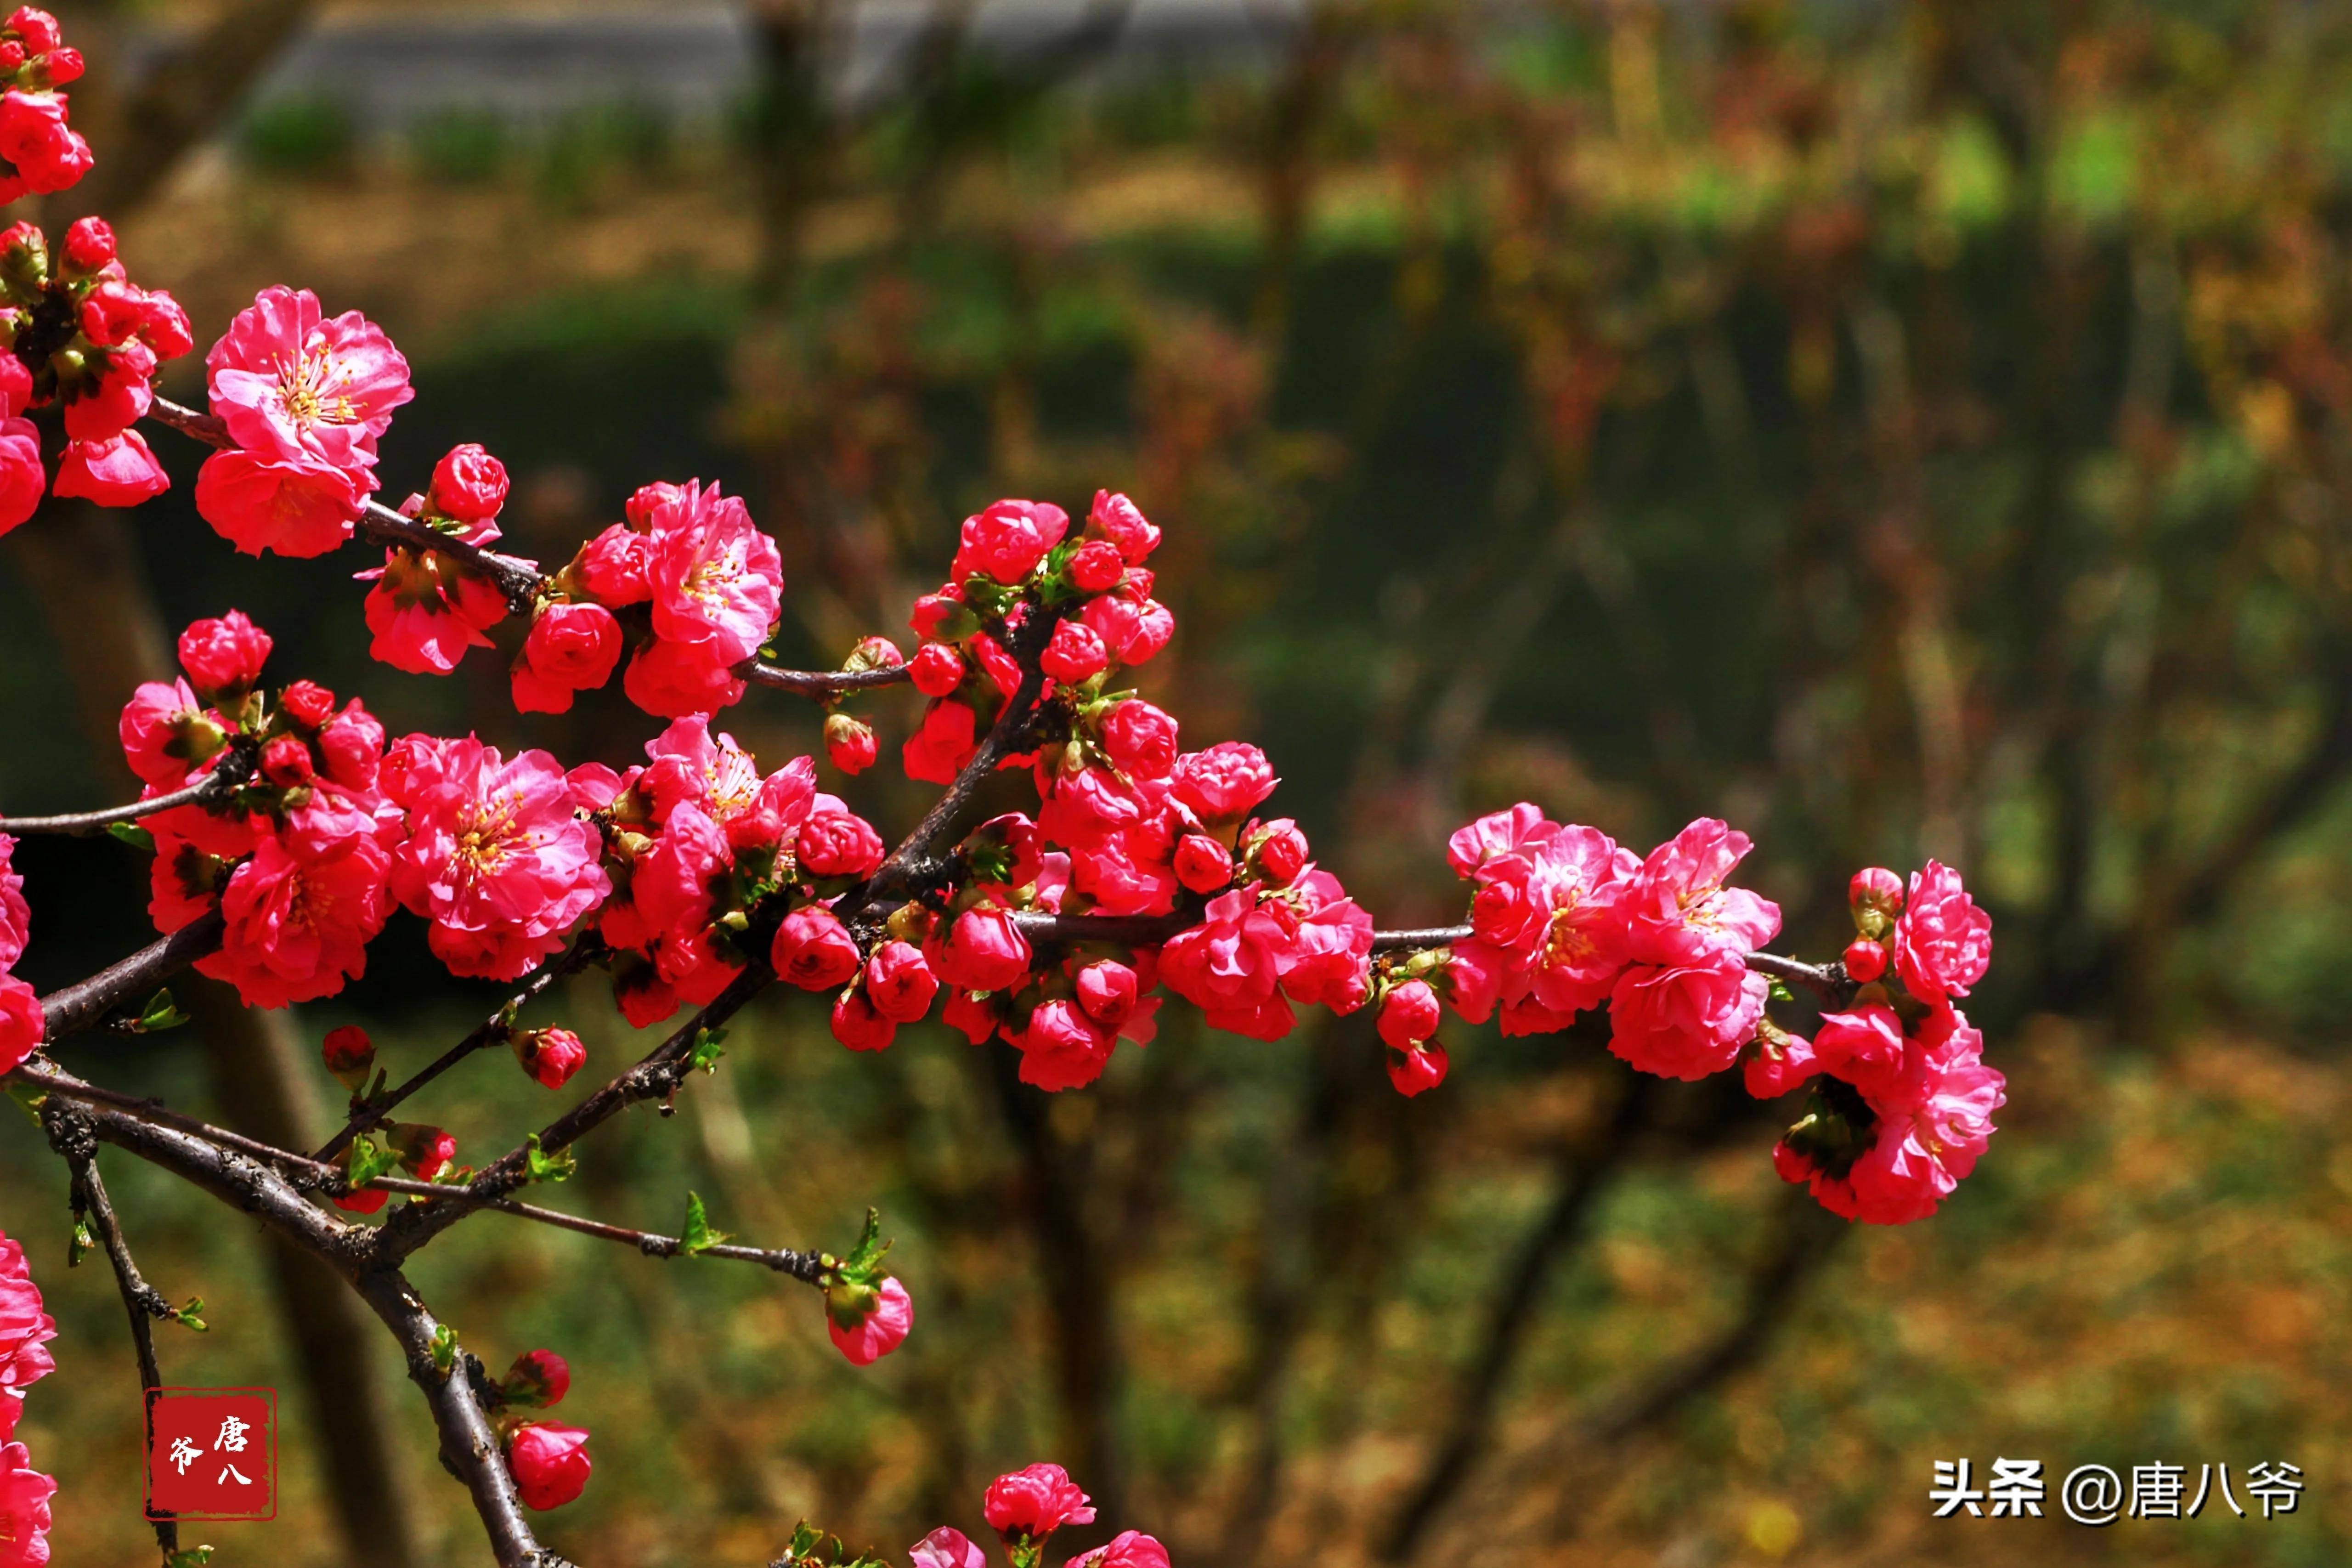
(1171, 743, 1277, 826)
(0, 1442, 54, 1568)
(1891, 860, 1992, 1003)
(51, 430, 168, 507)
(1087, 489, 1160, 563)
(1009, 998, 1118, 1091)
(1605, 958, 1768, 1081)
(0, 1233, 56, 1404)
(504, 1422, 592, 1511)
(1622, 818, 1780, 966)
(362, 545, 508, 676)
(1097, 699, 1178, 780)
(1809, 1008, 2006, 1224)
(118, 676, 217, 788)
(1080, 580, 1174, 666)
(912, 1528, 988, 1568)
(644, 480, 781, 663)
(622, 634, 746, 719)
(1387, 1041, 1449, 1097)
(388, 738, 610, 980)
(191, 797, 393, 1008)
(1069, 1533, 1172, 1568)
(903, 698, 979, 785)
(1159, 888, 1294, 1041)
(1811, 1004, 1907, 1099)
(984, 1463, 1097, 1540)
(194, 447, 369, 557)
(827, 1275, 913, 1366)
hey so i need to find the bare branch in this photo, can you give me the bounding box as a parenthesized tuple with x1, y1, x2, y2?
(37, 911, 225, 1041)
(0, 740, 257, 836)
(367, 1179, 826, 1281)
(736, 660, 913, 700)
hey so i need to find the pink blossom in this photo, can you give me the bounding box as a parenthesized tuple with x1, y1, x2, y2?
(1097, 699, 1178, 780)
(194, 448, 367, 557)
(827, 1275, 913, 1366)
(798, 801, 885, 879)
(1009, 998, 1117, 1091)
(984, 1463, 1097, 1540)
(0, 834, 26, 970)
(1041, 620, 1109, 683)
(117, 676, 213, 787)
(1840, 1008, 2006, 1224)
(1159, 889, 1288, 1035)
(318, 700, 387, 792)
(1080, 582, 1174, 666)
(505, 1422, 592, 1511)
(0, 417, 40, 535)
(1087, 489, 1160, 563)
(1605, 958, 1768, 1081)
(622, 634, 745, 719)
(1891, 860, 1992, 1003)
(362, 546, 509, 677)
(1438, 940, 1504, 1024)
(511, 601, 622, 714)
(51, 430, 168, 508)
(0, 85, 88, 197)
(930, 907, 1032, 992)
(513, 1027, 587, 1090)
(0, 1233, 57, 1402)
(772, 906, 861, 990)
(206, 286, 411, 473)
(1446, 802, 1561, 883)
(825, 713, 879, 775)
(944, 988, 1002, 1044)
(1173, 833, 1233, 893)
(0, 978, 40, 1079)
(0, 1442, 54, 1568)
(904, 698, 979, 785)
(644, 481, 781, 666)
(954, 498, 1069, 585)
(1811, 1004, 1908, 1099)
(388, 739, 610, 980)
(1622, 818, 1781, 966)
(1068, 1534, 1171, 1568)
(1378, 979, 1441, 1047)
(197, 815, 392, 1008)
(176, 610, 272, 704)
(573, 522, 651, 606)
(1172, 743, 1277, 826)
(831, 988, 897, 1052)
(912, 1528, 988, 1568)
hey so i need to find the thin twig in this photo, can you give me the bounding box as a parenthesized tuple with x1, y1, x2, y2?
(366, 1178, 826, 1281)
(36, 911, 226, 1041)
(736, 660, 913, 699)
(313, 939, 601, 1163)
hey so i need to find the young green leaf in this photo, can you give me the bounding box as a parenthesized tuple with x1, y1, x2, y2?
(173, 1296, 209, 1333)
(107, 821, 155, 852)
(678, 1190, 729, 1257)
(523, 1134, 577, 1184)
(136, 988, 191, 1032)
(429, 1323, 459, 1376)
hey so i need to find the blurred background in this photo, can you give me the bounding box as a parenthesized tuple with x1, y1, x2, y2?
(5, 0, 2352, 1563)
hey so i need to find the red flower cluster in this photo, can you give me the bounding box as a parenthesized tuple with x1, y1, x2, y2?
(0, 1227, 57, 1568)
(0, 833, 35, 1077)
(1766, 864, 2005, 1224)
(0, 9, 86, 206)
(494, 1348, 590, 1511)
(363, 444, 514, 674)
(0, 215, 191, 529)
(912, 1462, 1165, 1568)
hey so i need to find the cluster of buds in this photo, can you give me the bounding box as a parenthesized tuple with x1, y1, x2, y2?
(820, 637, 907, 775)
(489, 1349, 592, 1511)
(0, 215, 192, 528)
(0, 9, 86, 204)
(316, 1026, 467, 1214)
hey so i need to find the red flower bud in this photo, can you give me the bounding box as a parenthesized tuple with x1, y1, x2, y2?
(1386, 1041, 1449, 1098)
(1246, 818, 1309, 886)
(864, 940, 938, 1024)
(331, 1186, 389, 1216)
(830, 988, 897, 1053)
(59, 215, 113, 276)
(390, 1124, 458, 1181)
(512, 1027, 586, 1090)
(826, 1274, 913, 1366)
(176, 609, 271, 705)
(260, 735, 314, 787)
(322, 1025, 375, 1086)
(279, 679, 336, 729)
(824, 712, 878, 775)
(910, 642, 965, 697)
(771, 906, 861, 990)
(1848, 866, 1905, 938)
(1842, 937, 1887, 983)
(429, 443, 509, 523)
(501, 1348, 571, 1409)
(505, 1422, 593, 1511)
(1172, 833, 1234, 894)
(1040, 620, 1110, 685)
(1377, 979, 1441, 1048)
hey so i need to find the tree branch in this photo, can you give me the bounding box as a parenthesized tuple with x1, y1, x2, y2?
(36, 911, 225, 1041)
(366, 1179, 826, 1281)
(0, 740, 257, 836)
(736, 660, 913, 699)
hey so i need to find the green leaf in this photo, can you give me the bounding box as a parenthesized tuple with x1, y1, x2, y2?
(108, 821, 155, 852)
(165, 1546, 216, 1568)
(428, 1323, 459, 1376)
(678, 1190, 729, 1257)
(346, 1134, 400, 1189)
(67, 1221, 93, 1268)
(136, 988, 191, 1032)
(1767, 979, 1794, 1005)
(523, 1134, 576, 1185)
(6, 1081, 46, 1125)
(173, 1296, 209, 1333)
(687, 1026, 728, 1075)
(842, 1207, 889, 1275)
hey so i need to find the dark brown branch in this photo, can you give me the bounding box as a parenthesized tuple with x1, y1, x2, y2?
(736, 660, 913, 699)
(46, 1105, 182, 1563)
(14, 1057, 342, 1183)
(0, 741, 256, 836)
(351, 1269, 559, 1568)
(36, 911, 225, 1041)
(314, 939, 600, 1163)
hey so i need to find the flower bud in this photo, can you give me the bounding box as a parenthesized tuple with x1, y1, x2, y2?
(176, 609, 271, 706)
(932, 906, 1032, 992)
(1377, 979, 1441, 1048)
(910, 642, 965, 697)
(260, 734, 314, 787)
(1097, 698, 1179, 780)
(505, 1422, 593, 1511)
(824, 712, 878, 775)
(826, 1274, 913, 1366)
(830, 988, 897, 1052)
(512, 1027, 587, 1090)
(1386, 1041, 1449, 1098)
(1244, 818, 1309, 887)
(500, 1348, 571, 1409)
(1040, 620, 1109, 684)
(910, 585, 980, 643)
(1771, 1140, 1817, 1185)
(1067, 539, 1125, 593)
(389, 1124, 458, 1181)
(279, 679, 336, 730)
(1842, 937, 1887, 983)
(771, 906, 861, 990)
(1172, 833, 1234, 894)
(58, 215, 113, 277)
(1075, 960, 1139, 1028)
(321, 1025, 375, 1090)
(429, 443, 508, 523)
(330, 1186, 389, 1216)
(864, 940, 939, 1024)
(1848, 866, 1905, 940)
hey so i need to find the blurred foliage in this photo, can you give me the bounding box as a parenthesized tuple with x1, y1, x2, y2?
(12, 0, 2352, 1565)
